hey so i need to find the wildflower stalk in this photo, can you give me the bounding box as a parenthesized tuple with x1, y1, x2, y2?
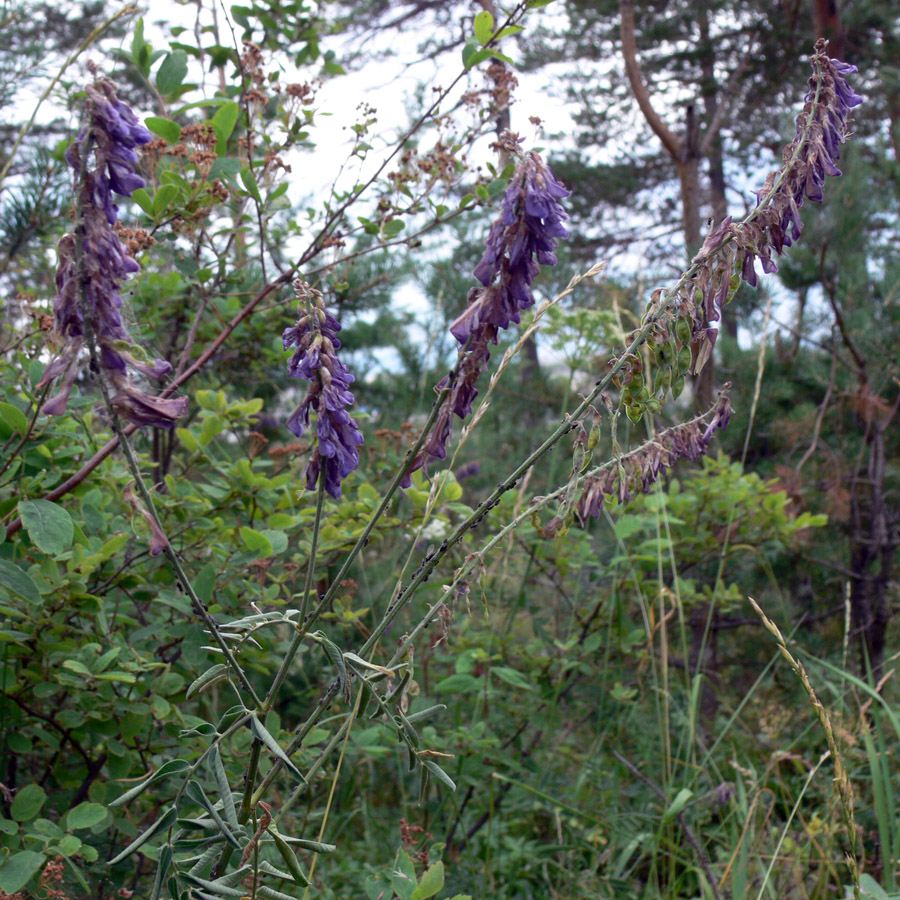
(63, 96, 260, 708)
(748, 596, 862, 900)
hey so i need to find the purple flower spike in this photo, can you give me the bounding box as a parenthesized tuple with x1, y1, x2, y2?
(462, 150, 570, 343)
(39, 78, 187, 428)
(283, 280, 364, 499)
(405, 137, 569, 485)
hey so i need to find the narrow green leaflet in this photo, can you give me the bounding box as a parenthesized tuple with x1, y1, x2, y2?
(270, 832, 310, 885)
(109, 759, 191, 807)
(207, 745, 238, 829)
(182, 873, 246, 897)
(313, 632, 350, 702)
(186, 663, 229, 699)
(422, 759, 456, 792)
(18, 499, 74, 555)
(107, 806, 178, 865)
(292, 838, 336, 853)
(184, 781, 241, 849)
(249, 714, 305, 782)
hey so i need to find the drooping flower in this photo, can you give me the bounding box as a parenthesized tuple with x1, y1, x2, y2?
(40, 77, 187, 427)
(283, 280, 364, 499)
(618, 42, 862, 419)
(404, 138, 569, 484)
(577, 389, 732, 518)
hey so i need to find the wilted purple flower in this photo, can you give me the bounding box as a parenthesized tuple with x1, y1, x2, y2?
(283, 280, 364, 499)
(577, 389, 732, 518)
(405, 139, 569, 484)
(40, 78, 187, 428)
(627, 42, 862, 414)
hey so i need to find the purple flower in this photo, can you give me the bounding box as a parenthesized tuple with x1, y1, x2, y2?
(40, 78, 187, 428)
(283, 281, 364, 499)
(458, 150, 570, 344)
(405, 140, 569, 485)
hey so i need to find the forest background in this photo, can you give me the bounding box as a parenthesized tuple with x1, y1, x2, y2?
(0, 0, 898, 899)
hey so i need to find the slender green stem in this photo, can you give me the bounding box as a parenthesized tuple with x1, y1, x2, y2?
(264, 471, 326, 709)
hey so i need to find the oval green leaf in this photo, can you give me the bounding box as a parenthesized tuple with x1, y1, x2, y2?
(18, 499, 74, 556)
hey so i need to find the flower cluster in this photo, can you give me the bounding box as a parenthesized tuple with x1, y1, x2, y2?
(576, 389, 732, 519)
(283, 280, 364, 499)
(404, 137, 569, 484)
(40, 78, 187, 427)
(616, 42, 861, 419)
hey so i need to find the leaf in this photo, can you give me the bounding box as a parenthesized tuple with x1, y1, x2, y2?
(67, 802, 107, 830)
(492, 666, 534, 691)
(183, 873, 246, 897)
(156, 50, 188, 95)
(109, 759, 190, 807)
(207, 746, 238, 829)
(0, 559, 42, 605)
(383, 218, 404, 237)
(183, 781, 241, 849)
(461, 38, 479, 69)
(405, 704, 446, 725)
(186, 663, 229, 699)
(663, 788, 693, 821)
(313, 632, 350, 702)
(433, 673, 478, 694)
(291, 838, 336, 853)
(210, 102, 240, 153)
(392, 850, 417, 900)
(132, 187, 154, 215)
(150, 844, 172, 900)
(422, 759, 456, 792)
(257, 888, 307, 900)
(249, 714, 305, 782)
(19, 499, 74, 555)
(11, 784, 46, 822)
(464, 47, 494, 70)
(107, 806, 177, 865)
(0, 851, 46, 893)
(0, 402, 27, 436)
(240, 166, 261, 203)
(152, 184, 179, 216)
(240, 527, 273, 557)
(146, 117, 181, 143)
(270, 831, 309, 885)
(474, 10, 494, 45)
(412, 861, 444, 900)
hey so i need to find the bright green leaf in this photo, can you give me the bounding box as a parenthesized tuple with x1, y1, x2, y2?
(145, 117, 181, 143)
(474, 10, 494, 45)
